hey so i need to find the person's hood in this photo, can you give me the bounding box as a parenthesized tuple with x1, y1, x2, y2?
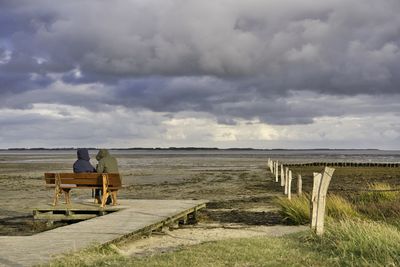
(96, 149, 109, 161)
(77, 148, 90, 161)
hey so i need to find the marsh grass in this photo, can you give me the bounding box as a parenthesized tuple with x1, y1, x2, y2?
(326, 194, 359, 220)
(307, 219, 400, 266)
(276, 194, 359, 224)
(276, 194, 310, 224)
(357, 182, 399, 203)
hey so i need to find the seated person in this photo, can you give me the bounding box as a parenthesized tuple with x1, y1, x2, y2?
(96, 149, 119, 173)
(73, 148, 96, 202)
(95, 149, 119, 204)
(73, 148, 96, 173)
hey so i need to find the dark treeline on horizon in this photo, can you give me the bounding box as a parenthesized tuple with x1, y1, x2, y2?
(1, 147, 381, 151)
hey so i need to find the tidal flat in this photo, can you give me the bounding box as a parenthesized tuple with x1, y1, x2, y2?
(0, 149, 399, 236)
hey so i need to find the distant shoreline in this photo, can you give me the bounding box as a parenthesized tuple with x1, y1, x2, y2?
(0, 147, 382, 151)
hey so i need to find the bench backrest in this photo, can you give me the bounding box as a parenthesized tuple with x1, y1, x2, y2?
(44, 173, 122, 188)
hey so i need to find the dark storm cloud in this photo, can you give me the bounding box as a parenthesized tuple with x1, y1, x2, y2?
(1, 0, 400, 125)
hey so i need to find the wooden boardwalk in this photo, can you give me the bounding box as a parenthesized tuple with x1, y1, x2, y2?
(0, 199, 206, 267)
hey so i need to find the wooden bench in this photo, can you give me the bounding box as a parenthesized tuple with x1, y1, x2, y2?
(44, 173, 122, 208)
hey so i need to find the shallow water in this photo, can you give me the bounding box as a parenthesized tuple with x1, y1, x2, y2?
(1, 149, 400, 164)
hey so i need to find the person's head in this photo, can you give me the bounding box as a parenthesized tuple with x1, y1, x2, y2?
(96, 149, 109, 161)
(77, 148, 90, 161)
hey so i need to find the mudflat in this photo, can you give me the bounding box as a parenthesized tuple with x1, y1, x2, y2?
(1, 150, 399, 236)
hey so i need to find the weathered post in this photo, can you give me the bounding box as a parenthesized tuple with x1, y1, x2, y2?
(271, 161, 275, 175)
(271, 160, 274, 173)
(275, 161, 279, 182)
(280, 165, 285, 187)
(297, 174, 302, 196)
(310, 172, 321, 231)
(310, 167, 335, 235)
(284, 167, 289, 194)
(288, 170, 292, 200)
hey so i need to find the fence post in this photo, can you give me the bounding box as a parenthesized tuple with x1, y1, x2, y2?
(310, 167, 335, 235)
(310, 172, 321, 231)
(284, 167, 289, 194)
(288, 170, 292, 200)
(297, 174, 302, 196)
(272, 161, 275, 175)
(275, 161, 279, 182)
(280, 165, 285, 187)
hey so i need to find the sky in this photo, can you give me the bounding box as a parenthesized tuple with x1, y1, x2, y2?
(0, 0, 400, 149)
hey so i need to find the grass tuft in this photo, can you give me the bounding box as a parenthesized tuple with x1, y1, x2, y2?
(326, 194, 359, 220)
(275, 194, 310, 224)
(308, 219, 400, 266)
(276, 194, 359, 224)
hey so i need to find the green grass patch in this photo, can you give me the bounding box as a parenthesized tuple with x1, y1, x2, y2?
(307, 219, 400, 266)
(45, 234, 335, 267)
(46, 219, 400, 267)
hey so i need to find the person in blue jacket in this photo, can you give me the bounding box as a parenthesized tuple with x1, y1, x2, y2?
(73, 148, 96, 202)
(73, 148, 96, 173)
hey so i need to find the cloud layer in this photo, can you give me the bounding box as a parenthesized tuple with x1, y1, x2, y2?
(0, 0, 399, 148)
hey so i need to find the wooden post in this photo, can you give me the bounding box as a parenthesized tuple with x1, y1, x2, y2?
(284, 167, 289, 194)
(310, 167, 335, 235)
(297, 174, 302, 196)
(288, 170, 292, 200)
(268, 158, 272, 172)
(280, 165, 285, 187)
(310, 172, 321, 231)
(275, 161, 279, 182)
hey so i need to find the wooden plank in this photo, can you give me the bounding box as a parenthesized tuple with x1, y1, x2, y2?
(34, 214, 98, 220)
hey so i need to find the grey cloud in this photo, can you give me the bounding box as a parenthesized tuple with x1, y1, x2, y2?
(3, 1, 400, 88)
(1, 0, 400, 128)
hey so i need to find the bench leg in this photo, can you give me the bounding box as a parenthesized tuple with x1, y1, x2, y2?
(52, 187, 60, 206)
(63, 189, 71, 205)
(111, 190, 118, 206)
(101, 190, 109, 208)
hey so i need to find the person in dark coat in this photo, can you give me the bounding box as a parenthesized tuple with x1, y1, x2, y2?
(96, 149, 119, 173)
(96, 149, 119, 205)
(73, 148, 96, 173)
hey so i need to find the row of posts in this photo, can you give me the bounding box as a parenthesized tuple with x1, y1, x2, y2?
(267, 158, 335, 235)
(267, 158, 302, 200)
